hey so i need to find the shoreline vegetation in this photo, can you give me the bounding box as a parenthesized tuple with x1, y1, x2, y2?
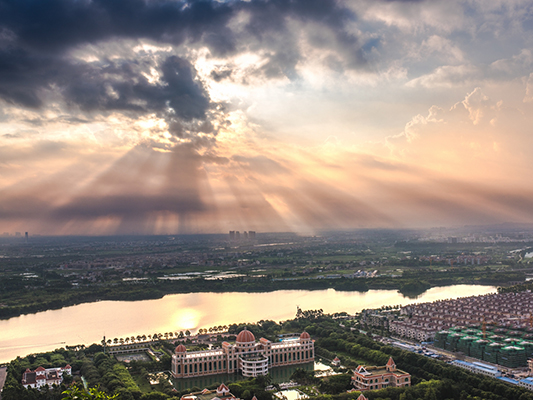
(3, 311, 533, 400)
(0, 269, 523, 320)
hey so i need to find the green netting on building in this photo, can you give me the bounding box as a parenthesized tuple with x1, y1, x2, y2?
(499, 346, 527, 368)
(470, 339, 491, 360)
(434, 325, 533, 367)
(434, 331, 449, 348)
(520, 341, 533, 359)
(445, 333, 465, 352)
(483, 342, 504, 364)
(457, 336, 477, 356)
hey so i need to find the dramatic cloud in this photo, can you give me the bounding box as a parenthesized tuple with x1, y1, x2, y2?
(1, 0, 533, 234)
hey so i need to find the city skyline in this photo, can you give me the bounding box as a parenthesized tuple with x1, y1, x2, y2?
(1, 0, 533, 235)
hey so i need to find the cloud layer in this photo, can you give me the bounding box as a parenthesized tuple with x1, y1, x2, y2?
(1, 0, 533, 234)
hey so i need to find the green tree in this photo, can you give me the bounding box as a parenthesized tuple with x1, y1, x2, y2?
(62, 385, 118, 399)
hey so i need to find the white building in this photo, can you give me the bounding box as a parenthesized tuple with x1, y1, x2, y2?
(451, 360, 501, 378)
(22, 365, 72, 389)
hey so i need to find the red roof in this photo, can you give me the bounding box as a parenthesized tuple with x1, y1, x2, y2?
(217, 383, 230, 393)
(300, 332, 311, 339)
(175, 344, 187, 353)
(236, 329, 255, 343)
(386, 357, 395, 367)
(357, 394, 368, 400)
(35, 366, 46, 372)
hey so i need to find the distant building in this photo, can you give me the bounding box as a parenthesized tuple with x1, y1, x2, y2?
(172, 329, 314, 379)
(235, 231, 240, 240)
(181, 383, 237, 400)
(332, 356, 341, 367)
(352, 357, 410, 391)
(15, 232, 21, 237)
(22, 365, 71, 389)
(25, 232, 28, 240)
(451, 360, 501, 378)
(249, 231, 256, 239)
(229, 231, 235, 240)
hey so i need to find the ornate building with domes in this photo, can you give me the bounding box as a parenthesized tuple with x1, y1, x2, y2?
(171, 329, 314, 378)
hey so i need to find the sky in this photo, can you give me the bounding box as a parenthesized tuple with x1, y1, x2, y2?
(1, 0, 533, 235)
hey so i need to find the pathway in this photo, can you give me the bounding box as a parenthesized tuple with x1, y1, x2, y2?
(0, 366, 7, 400)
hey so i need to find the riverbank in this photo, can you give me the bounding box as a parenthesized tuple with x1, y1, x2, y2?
(0, 270, 518, 320)
(0, 285, 496, 364)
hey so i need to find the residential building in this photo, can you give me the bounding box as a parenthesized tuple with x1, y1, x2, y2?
(352, 357, 410, 391)
(181, 383, 238, 400)
(22, 365, 72, 389)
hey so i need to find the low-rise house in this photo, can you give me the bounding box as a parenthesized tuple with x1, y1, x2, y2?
(352, 357, 410, 391)
(22, 365, 71, 389)
(181, 383, 239, 400)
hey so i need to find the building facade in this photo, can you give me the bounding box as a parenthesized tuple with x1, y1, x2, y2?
(352, 357, 410, 391)
(171, 329, 314, 378)
(22, 365, 72, 389)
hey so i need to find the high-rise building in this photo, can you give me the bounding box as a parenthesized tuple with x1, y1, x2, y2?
(25, 232, 28, 241)
(235, 231, 240, 240)
(229, 231, 235, 240)
(249, 231, 256, 240)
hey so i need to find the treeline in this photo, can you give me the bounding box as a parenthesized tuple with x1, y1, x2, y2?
(2, 263, 525, 320)
(0, 277, 369, 320)
(498, 281, 533, 293)
(314, 331, 533, 400)
(1, 344, 176, 400)
(6, 312, 533, 400)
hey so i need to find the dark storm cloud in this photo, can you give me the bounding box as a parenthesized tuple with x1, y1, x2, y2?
(0, 0, 365, 109)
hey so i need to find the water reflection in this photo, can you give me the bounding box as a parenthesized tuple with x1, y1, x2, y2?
(0, 285, 496, 363)
(172, 362, 315, 391)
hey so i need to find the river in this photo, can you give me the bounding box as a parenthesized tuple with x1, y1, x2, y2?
(0, 285, 496, 364)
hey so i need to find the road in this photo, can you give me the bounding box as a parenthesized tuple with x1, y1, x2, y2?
(0, 366, 7, 400)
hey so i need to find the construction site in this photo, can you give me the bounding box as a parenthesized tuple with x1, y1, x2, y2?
(434, 324, 533, 368)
